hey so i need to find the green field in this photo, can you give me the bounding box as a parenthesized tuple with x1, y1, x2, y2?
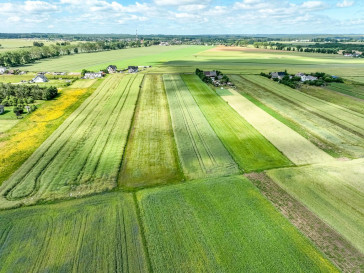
(119, 74, 183, 188)
(0, 192, 148, 273)
(163, 74, 239, 179)
(231, 75, 364, 158)
(219, 88, 332, 165)
(327, 82, 364, 100)
(182, 74, 291, 172)
(267, 159, 364, 254)
(137, 176, 338, 272)
(0, 74, 143, 209)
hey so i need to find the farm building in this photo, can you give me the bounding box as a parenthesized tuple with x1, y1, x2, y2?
(107, 65, 117, 73)
(0, 66, 7, 74)
(31, 74, 48, 83)
(0, 105, 4, 114)
(84, 72, 104, 79)
(271, 72, 286, 80)
(204, 71, 217, 78)
(52, 72, 66, 76)
(128, 66, 138, 73)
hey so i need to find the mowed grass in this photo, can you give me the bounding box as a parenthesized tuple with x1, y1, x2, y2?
(119, 74, 183, 188)
(0, 192, 148, 273)
(182, 74, 291, 172)
(266, 158, 364, 254)
(0, 120, 19, 133)
(232, 75, 364, 158)
(0, 80, 100, 186)
(219, 88, 332, 165)
(16, 45, 210, 72)
(163, 74, 239, 179)
(245, 75, 364, 137)
(327, 82, 364, 100)
(300, 85, 364, 115)
(137, 176, 338, 273)
(0, 74, 143, 209)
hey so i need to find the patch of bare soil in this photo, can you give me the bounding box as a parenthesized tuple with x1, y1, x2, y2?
(246, 172, 364, 273)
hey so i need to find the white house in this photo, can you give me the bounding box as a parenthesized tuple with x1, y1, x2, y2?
(84, 72, 104, 79)
(301, 75, 317, 82)
(0, 66, 7, 74)
(31, 74, 48, 83)
(107, 65, 117, 73)
(128, 66, 138, 73)
(271, 72, 286, 80)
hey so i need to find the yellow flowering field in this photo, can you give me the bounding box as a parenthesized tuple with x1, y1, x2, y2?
(0, 80, 100, 185)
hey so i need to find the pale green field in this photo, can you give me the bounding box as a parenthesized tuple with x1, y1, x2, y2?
(0, 74, 143, 209)
(0, 120, 19, 133)
(163, 74, 239, 179)
(267, 158, 364, 253)
(137, 175, 338, 272)
(0, 192, 148, 272)
(120, 74, 183, 188)
(0, 39, 56, 52)
(219, 88, 332, 165)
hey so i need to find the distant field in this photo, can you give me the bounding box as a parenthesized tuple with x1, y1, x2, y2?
(232, 75, 364, 158)
(0, 192, 148, 272)
(219, 88, 332, 165)
(163, 74, 239, 179)
(327, 82, 364, 100)
(120, 74, 183, 188)
(16, 45, 210, 72)
(182, 74, 291, 172)
(0, 39, 56, 52)
(0, 74, 142, 209)
(0, 74, 35, 83)
(267, 159, 364, 254)
(137, 176, 338, 272)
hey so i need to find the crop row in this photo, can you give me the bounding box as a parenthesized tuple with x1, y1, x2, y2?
(0, 74, 143, 209)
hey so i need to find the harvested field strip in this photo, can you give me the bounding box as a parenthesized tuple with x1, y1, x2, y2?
(182, 74, 291, 172)
(244, 75, 364, 136)
(219, 88, 332, 165)
(328, 82, 364, 100)
(232, 75, 364, 158)
(137, 176, 338, 273)
(266, 158, 364, 254)
(0, 74, 143, 210)
(163, 74, 239, 179)
(0, 81, 100, 186)
(119, 74, 183, 188)
(247, 172, 364, 273)
(0, 192, 148, 273)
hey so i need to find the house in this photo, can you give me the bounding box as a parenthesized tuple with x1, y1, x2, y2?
(84, 72, 104, 79)
(128, 66, 138, 73)
(204, 71, 217, 78)
(0, 105, 4, 115)
(107, 65, 117, 73)
(31, 74, 48, 83)
(271, 72, 286, 80)
(52, 72, 66, 76)
(0, 66, 7, 74)
(301, 75, 317, 82)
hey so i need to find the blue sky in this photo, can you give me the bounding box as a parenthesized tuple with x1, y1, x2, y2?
(0, 0, 363, 34)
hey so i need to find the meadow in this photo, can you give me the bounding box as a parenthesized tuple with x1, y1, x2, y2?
(0, 192, 148, 273)
(266, 159, 364, 254)
(137, 176, 338, 273)
(218, 88, 332, 165)
(163, 74, 239, 179)
(182, 74, 291, 172)
(327, 81, 364, 100)
(231, 75, 364, 158)
(119, 74, 183, 188)
(0, 74, 143, 209)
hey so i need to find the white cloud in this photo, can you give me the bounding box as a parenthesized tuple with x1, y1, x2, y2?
(178, 4, 207, 12)
(337, 0, 354, 8)
(301, 1, 326, 9)
(24, 1, 58, 12)
(154, 0, 210, 6)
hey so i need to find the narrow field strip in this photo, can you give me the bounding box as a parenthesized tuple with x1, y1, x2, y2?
(0, 192, 149, 273)
(182, 74, 291, 172)
(163, 74, 239, 179)
(219, 88, 333, 165)
(245, 75, 364, 136)
(266, 158, 364, 254)
(0, 74, 143, 210)
(232, 75, 364, 158)
(137, 176, 338, 273)
(119, 74, 183, 188)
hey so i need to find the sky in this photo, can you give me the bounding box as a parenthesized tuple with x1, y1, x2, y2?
(0, 0, 363, 35)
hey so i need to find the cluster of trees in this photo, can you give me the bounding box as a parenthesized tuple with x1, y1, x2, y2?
(0, 40, 153, 67)
(0, 83, 58, 105)
(261, 71, 343, 89)
(196, 68, 213, 84)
